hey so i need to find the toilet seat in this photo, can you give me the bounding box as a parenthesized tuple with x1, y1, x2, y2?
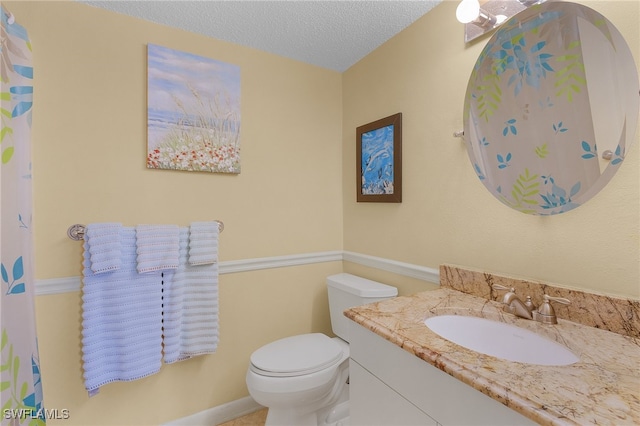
(250, 333, 344, 377)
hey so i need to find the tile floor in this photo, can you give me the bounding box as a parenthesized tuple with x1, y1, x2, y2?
(218, 408, 268, 426)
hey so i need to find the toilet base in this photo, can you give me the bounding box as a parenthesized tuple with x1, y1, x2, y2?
(265, 407, 318, 426)
(265, 384, 349, 426)
(317, 389, 349, 426)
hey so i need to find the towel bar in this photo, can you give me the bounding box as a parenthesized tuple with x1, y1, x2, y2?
(67, 220, 224, 241)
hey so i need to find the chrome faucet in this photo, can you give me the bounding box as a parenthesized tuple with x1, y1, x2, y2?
(492, 285, 570, 324)
(495, 286, 534, 319)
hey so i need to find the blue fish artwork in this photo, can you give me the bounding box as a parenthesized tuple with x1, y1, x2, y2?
(361, 125, 395, 195)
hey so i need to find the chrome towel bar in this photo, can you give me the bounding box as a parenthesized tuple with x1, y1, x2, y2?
(67, 220, 224, 241)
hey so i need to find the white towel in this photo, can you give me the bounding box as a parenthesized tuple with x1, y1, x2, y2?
(163, 228, 219, 363)
(81, 228, 163, 395)
(135, 225, 180, 273)
(188, 221, 219, 265)
(84, 223, 122, 274)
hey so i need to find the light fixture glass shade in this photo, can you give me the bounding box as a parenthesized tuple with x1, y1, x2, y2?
(456, 0, 480, 24)
(457, 0, 545, 42)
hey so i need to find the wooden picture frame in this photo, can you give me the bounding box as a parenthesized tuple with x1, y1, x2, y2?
(356, 113, 402, 203)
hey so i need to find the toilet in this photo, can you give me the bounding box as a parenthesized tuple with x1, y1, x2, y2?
(245, 273, 398, 426)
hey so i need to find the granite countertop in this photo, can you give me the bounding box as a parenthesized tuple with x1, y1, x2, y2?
(345, 287, 640, 426)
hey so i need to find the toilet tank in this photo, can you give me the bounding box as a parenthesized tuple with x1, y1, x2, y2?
(327, 273, 397, 342)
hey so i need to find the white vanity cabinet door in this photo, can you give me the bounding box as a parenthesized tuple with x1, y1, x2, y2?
(349, 321, 536, 426)
(350, 360, 438, 426)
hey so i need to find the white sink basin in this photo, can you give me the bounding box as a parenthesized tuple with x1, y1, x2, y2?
(424, 315, 579, 366)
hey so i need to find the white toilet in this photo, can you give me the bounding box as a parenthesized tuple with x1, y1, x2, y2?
(246, 273, 398, 426)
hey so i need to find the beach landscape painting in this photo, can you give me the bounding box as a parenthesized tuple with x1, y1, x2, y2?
(147, 44, 241, 173)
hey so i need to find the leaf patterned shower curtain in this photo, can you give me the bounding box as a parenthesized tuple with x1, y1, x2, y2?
(1, 6, 46, 426)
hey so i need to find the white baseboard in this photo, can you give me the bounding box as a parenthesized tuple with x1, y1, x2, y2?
(162, 396, 263, 426)
(35, 251, 439, 295)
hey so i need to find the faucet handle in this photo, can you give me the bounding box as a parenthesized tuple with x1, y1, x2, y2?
(491, 284, 516, 305)
(535, 294, 570, 324)
(544, 295, 570, 305)
(491, 284, 512, 291)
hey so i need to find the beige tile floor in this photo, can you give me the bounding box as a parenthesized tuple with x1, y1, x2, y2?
(217, 408, 268, 426)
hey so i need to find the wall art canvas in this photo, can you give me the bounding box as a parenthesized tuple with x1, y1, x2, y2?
(356, 113, 402, 202)
(147, 44, 241, 173)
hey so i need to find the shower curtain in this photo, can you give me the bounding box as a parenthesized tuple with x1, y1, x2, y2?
(1, 6, 46, 425)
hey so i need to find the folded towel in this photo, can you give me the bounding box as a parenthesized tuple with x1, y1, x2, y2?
(164, 228, 219, 363)
(81, 228, 163, 395)
(188, 221, 219, 265)
(85, 223, 122, 274)
(135, 225, 180, 273)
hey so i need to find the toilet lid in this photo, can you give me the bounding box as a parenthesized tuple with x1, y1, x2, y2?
(250, 333, 344, 377)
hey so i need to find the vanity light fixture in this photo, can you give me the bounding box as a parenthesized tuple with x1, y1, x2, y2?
(456, 0, 506, 28)
(456, 0, 546, 43)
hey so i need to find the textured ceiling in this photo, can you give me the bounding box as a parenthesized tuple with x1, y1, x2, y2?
(80, 1, 443, 72)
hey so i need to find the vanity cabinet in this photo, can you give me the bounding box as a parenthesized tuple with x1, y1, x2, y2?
(348, 322, 536, 426)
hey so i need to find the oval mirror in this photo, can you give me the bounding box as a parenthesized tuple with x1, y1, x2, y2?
(463, 1, 639, 215)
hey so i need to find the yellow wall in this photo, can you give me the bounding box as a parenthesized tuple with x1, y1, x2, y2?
(20, 3, 344, 275)
(343, 0, 640, 299)
(4, 0, 639, 424)
(6, 1, 343, 424)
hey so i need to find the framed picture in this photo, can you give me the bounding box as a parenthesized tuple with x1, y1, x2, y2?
(147, 44, 241, 174)
(356, 113, 402, 203)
